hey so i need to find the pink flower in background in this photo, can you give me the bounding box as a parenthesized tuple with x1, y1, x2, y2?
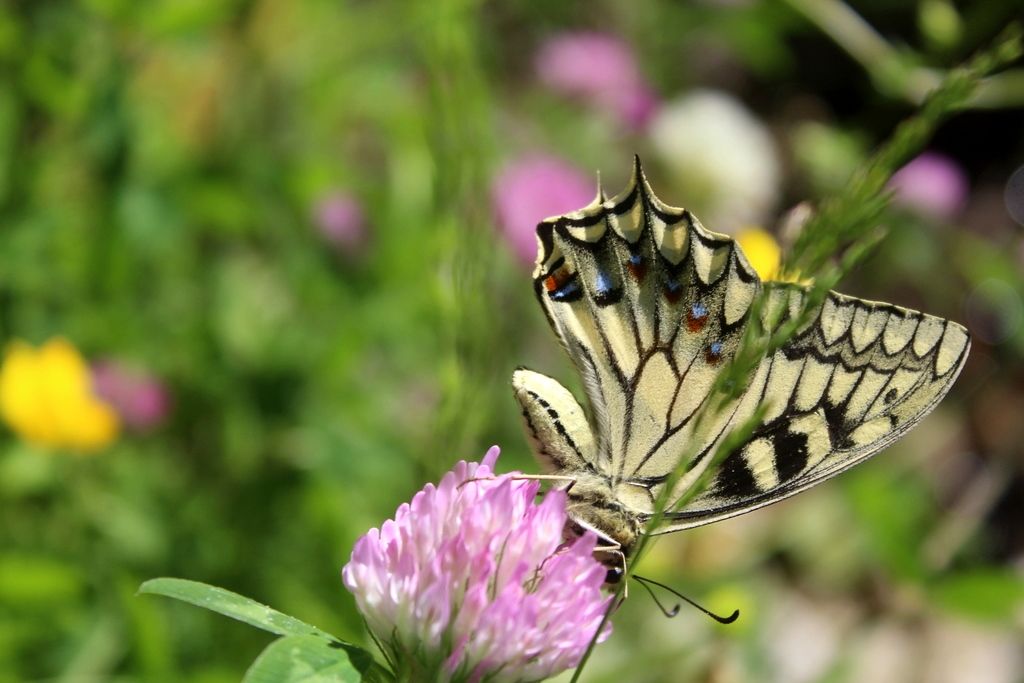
(91, 361, 170, 431)
(313, 192, 366, 253)
(342, 446, 612, 683)
(888, 152, 969, 219)
(611, 83, 659, 131)
(536, 32, 658, 130)
(493, 155, 594, 267)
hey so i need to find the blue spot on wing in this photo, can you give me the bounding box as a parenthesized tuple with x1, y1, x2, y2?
(706, 340, 724, 364)
(663, 277, 684, 303)
(625, 252, 647, 281)
(593, 269, 623, 307)
(550, 279, 581, 302)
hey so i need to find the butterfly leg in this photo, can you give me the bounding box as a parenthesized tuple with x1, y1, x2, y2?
(456, 475, 498, 491)
(458, 474, 577, 491)
(510, 474, 578, 493)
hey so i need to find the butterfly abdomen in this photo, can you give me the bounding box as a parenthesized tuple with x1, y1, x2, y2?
(563, 473, 642, 555)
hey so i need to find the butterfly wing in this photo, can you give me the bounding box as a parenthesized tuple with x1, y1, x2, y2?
(512, 367, 599, 475)
(516, 158, 969, 530)
(521, 157, 778, 485)
(650, 282, 970, 532)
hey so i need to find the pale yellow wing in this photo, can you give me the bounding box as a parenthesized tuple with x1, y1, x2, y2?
(649, 283, 970, 532)
(523, 159, 761, 480)
(515, 157, 969, 530)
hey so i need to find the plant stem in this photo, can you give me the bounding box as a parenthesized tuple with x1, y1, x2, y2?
(782, 0, 1024, 107)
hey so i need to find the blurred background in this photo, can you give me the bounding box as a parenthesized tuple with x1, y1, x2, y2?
(1, 1, 1022, 681)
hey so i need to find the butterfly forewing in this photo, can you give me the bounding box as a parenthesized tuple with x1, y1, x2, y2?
(516, 158, 970, 543)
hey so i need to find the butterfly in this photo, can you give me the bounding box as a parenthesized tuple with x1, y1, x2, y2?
(513, 158, 970, 570)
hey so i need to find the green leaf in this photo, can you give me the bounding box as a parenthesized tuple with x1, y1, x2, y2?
(139, 579, 392, 681)
(243, 635, 362, 683)
(932, 569, 1024, 623)
(138, 578, 331, 639)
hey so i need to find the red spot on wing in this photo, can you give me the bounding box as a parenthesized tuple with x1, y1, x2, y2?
(544, 269, 576, 293)
(626, 260, 647, 281)
(687, 314, 707, 332)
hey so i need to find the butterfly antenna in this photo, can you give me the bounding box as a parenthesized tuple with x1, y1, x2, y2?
(633, 574, 679, 617)
(633, 575, 739, 624)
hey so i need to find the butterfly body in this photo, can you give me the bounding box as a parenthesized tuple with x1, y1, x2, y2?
(513, 158, 970, 564)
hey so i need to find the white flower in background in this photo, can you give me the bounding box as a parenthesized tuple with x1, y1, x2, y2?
(648, 90, 781, 233)
(764, 591, 855, 683)
(922, 618, 1023, 683)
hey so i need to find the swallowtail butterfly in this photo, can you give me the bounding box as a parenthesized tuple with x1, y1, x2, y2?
(513, 158, 970, 567)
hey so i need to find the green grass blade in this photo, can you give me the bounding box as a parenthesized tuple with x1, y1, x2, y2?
(138, 578, 332, 639)
(788, 24, 1023, 276)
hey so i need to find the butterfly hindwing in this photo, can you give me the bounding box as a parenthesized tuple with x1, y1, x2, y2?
(512, 368, 598, 474)
(517, 157, 969, 536)
(655, 286, 970, 531)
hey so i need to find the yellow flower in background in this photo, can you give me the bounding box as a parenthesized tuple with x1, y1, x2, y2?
(737, 227, 782, 279)
(736, 227, 811, 285)
(0, 338, 119, 453)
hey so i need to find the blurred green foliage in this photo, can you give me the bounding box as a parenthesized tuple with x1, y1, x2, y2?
(1, 1, 1022, 682)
